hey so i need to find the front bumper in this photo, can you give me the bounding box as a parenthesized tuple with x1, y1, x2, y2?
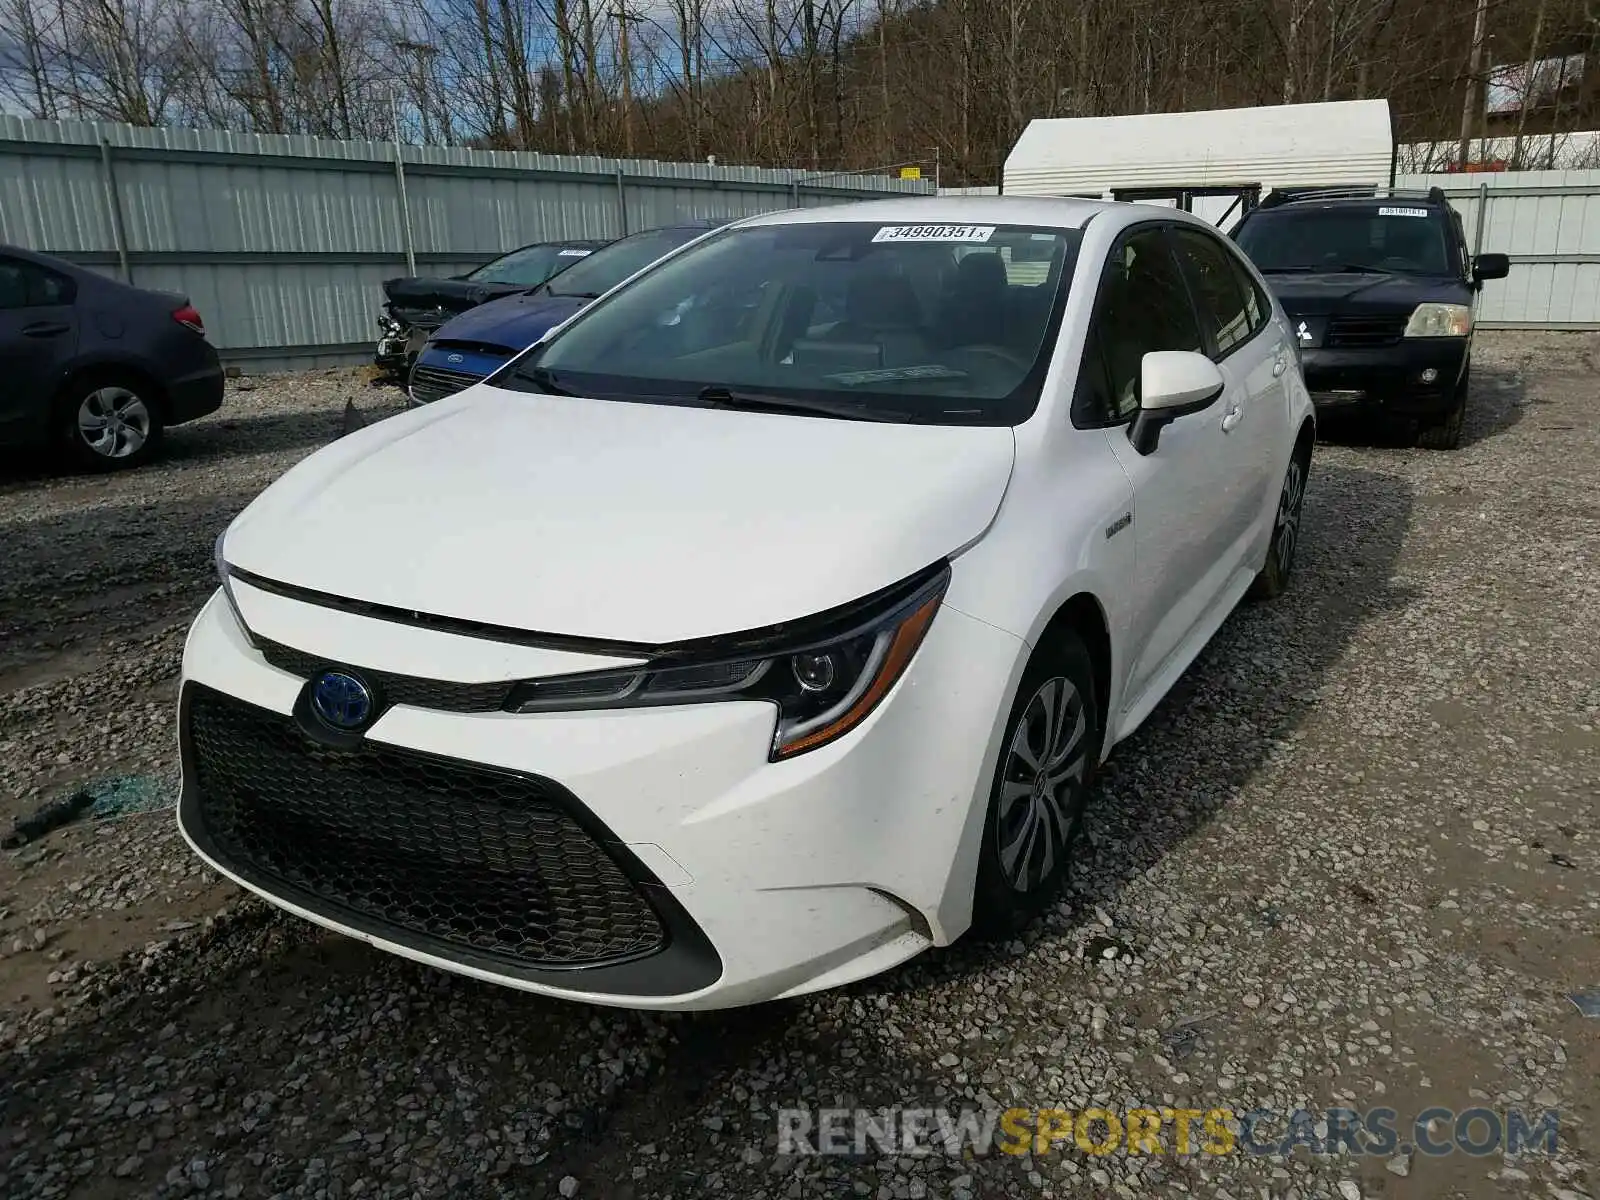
(176, 582, 1025, 1009)
(1299, 338, 1468, 418)
(375, 323, 437, 372)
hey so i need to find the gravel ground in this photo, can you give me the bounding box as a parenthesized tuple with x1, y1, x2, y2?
(0, 338, 1596, 1200)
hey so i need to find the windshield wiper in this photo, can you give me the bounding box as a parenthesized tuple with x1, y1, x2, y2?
(547, 290, 602, 300)
(1334, 263, 1391, 274)
(510, 365, 576, 395)
(696, 386, 908, 423)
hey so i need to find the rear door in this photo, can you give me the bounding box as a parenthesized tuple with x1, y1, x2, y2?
(1079, 223, 1248, 704)
(1169, 224, 1286, 550)
(0, 255, 79, 444)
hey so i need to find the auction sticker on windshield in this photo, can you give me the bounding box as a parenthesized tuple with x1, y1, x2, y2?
(872, 225, 996, 243)
(1378, 207, 1429, 218)
(558, 249, 593, 256)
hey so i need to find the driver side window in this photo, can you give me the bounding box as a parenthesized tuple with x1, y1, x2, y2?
(1074, 227, 1204, 428)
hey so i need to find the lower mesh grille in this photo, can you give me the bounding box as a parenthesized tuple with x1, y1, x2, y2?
(184, 686, 667, 968)
(409, 364, 483, 404)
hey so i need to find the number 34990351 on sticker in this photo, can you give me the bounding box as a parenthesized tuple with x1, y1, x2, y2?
(870, 225, 996, 243)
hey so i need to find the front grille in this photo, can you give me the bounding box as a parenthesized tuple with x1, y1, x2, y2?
(256, 638, 512, 713)
(185, 686, 667, 968)
(1325, 315, 1406, 347)
(409, 364, 482, 404)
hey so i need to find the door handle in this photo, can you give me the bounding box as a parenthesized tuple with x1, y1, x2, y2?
(1221, 405, 1243, 433)
(22, 321, 70, 338)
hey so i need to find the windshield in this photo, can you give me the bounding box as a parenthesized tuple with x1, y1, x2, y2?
(1236, 208, 1454, 275)
(468, 245, 587, 286)
(544, 227, 711, 298)
(499, 221, 1078, 426)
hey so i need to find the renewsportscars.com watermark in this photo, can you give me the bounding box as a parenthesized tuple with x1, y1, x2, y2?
(777, 1106, 1561, 1159)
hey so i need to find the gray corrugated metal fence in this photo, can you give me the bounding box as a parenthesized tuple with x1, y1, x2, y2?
(0, 115, 932, 371)
(1397, 170, 1600, 329)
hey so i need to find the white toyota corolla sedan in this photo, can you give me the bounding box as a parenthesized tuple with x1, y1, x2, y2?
(181, 198, 1314, 1010)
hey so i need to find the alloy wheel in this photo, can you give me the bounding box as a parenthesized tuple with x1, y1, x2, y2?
(1274, 460, 1304, 577)
(77, 387, 152, 459)
(995, 676, 1089, 893)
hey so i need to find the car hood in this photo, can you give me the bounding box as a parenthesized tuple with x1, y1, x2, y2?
(1262, 271, 1470, 317)
(427, 291, 589, 351)
(382, 276, 529, 326)
(223, 386, 1016, 645)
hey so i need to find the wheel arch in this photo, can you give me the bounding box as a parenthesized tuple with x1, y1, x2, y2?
(1034, 590, 1113, 748)
(1292, 414, 1315, 471)
(54, 356, 172, 421)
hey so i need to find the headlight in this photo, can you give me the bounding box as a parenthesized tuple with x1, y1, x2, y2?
(378, 314, 402, 336)
(505, 564, 949, 760)
(1404, 303, 1471, 338)
(214, 530, 253, 642)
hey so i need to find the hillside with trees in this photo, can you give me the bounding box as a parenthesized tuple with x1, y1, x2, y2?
(1, 0, 1595, 183)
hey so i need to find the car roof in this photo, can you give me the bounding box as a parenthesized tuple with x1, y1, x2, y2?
(732, 195, 1127, 234)
(502, 238, 608, 251)
(1249, 194, 1449, 216)
(0, 243, 93, 276)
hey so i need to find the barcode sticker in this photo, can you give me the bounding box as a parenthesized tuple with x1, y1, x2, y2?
(871, 225, 996, 243)
(1378, 207, 1429, 218)
(558, 249, 592, 257)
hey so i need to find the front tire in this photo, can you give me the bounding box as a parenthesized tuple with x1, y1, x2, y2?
(1249, 452, 1307, 601)
(971, 632, 1102, 937)
(1416, 368, 1468, 451)
(60, 377, 163, 470)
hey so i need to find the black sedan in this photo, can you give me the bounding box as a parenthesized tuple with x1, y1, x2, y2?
(0, 245, 224, 470)
(375, 239, 609, 374)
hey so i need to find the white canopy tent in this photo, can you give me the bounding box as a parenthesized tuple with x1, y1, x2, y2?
(1002, 100, 1396, 230)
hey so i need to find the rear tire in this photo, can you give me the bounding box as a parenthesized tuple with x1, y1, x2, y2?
(59, 375, 164, 471)
(971, 632, 1102, 938)
(1416, 368, 1468, 451)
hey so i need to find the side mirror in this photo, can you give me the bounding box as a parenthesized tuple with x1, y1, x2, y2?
(1128, 351, 1226, 456)
(1472, 252, 1510, 283)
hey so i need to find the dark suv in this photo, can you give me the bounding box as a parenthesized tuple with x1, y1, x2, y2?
(1233, 188, 1509, 449)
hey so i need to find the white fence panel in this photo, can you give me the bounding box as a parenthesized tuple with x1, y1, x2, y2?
(0, 115, 931, 369)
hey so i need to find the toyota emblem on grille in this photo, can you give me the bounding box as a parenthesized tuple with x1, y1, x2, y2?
(446, 353, 465, 364)
(310, 671, 374, 730)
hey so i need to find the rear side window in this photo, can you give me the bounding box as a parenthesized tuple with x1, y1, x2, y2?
(1171, 228, 1252, 356)
(1229, 256, 1266, 331)
(0, 258, 73, 310)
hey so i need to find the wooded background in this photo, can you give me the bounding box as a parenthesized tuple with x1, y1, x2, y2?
(2, 0, 1597, 185)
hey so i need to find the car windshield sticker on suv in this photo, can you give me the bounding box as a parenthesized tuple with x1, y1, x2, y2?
(1379, 207, 1429, 218)
(558, 249, 592, 257)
